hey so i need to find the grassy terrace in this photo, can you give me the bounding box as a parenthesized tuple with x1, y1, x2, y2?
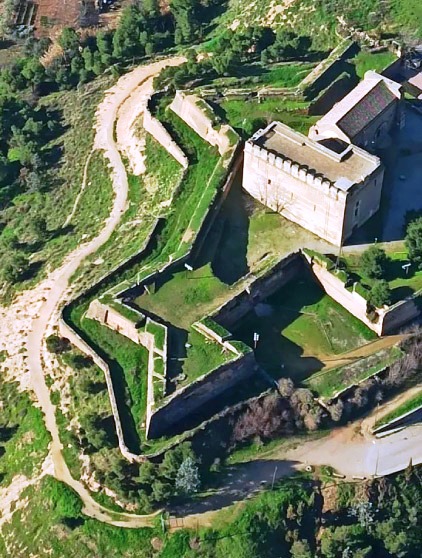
(375, 390, 422, 429)
(70, 304, 148, 454)
(220, 97, 319, 138)
(233, 272, 376, 383)
(343, 248, 422, 304)
(72, 134, 184, 287)
(305, 345, 403, 400)
(353, 49, 397, 79)
(198, 61, 316, 90)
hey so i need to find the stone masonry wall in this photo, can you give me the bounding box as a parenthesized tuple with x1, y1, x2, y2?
(58, 317, 144, 463)
(304, 254, 421, 335)
(143, 102, 189, 169)
(147, 351, 256, 439)
(170, 91, 235, 155)
(215, 253, 304, 329)
(243, 140, 348, 246)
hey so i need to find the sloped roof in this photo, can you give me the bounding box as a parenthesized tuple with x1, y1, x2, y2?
(310, 72, 402, 141)
(337, 81, 397, 138)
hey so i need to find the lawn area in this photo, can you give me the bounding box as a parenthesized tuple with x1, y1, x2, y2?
(203, 62, 315, 90)
(135, 263, 230, 329)
(233, 272, 376, 382)
(375, 389, 422, 429)
(353, 49, 397, 79)
(343, 247, 422, 303)
(305, 345, 403, 400)
(181, 329, 235, 386)
(220, 97, 319, 138)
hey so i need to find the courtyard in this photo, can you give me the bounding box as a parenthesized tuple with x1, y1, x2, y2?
(231, 271, 376, 383)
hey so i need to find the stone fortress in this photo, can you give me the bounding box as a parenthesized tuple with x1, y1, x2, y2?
(61, 58, 421, 463)
(243, 71, 404, 245)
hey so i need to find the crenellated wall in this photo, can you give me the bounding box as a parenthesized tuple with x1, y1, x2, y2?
(243, 140, 348, 246)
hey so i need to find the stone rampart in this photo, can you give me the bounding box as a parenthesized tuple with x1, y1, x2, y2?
(143, 102, 189, 168)
(214, 252, 304, 330)
(58, 317, 145, 463)
(170, 91, 236, 155)
(304, 253, 421, 336)
(147, 351, 256, 439)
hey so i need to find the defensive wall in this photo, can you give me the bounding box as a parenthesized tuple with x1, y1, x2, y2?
(57, 316, 145, 463)
(303, 250, 421, 336)
(60, 88, 242, 456)
(170, 91, 238, 156)
(213, 252, 305, 329)
(143, 99, 189, 169)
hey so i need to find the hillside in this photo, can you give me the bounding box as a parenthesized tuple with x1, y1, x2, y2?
(214, 0, 422, 49)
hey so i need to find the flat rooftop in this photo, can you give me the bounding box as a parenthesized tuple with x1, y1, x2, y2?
(251, 122, 381, 190)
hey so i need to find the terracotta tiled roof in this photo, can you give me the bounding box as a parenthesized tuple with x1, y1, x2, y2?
(337, 81, 397, 138)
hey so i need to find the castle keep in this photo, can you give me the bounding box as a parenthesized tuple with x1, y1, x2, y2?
(243, 122, 383, 246)
(243, 71, 403, 246)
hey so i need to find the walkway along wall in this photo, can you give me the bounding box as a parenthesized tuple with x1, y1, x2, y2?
(170, 91, 237, 156)
(303, 252, 421, 336)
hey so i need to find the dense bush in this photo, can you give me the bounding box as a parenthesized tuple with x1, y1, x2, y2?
(405, 216, 422, 270)
(359, 246, 389, 279)
(368, 279, 392, 307)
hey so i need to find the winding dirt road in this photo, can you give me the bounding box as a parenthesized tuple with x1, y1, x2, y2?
(1, 57, 184, 528)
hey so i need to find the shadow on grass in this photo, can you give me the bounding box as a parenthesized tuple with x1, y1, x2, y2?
(195, 170, 251, 285)
(167, 458, 301, 517)
(232, 273, 326, 382)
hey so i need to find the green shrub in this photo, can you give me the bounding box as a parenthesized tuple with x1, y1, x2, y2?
(405, 216, 422, 270)
(369, 280, 392, 308)
(360, 246, 389, 279)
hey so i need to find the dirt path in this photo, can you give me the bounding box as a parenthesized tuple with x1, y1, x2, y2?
(316, 334, 406, 370)
(0, 57, 420, 531)
(0, 56, 185, 529)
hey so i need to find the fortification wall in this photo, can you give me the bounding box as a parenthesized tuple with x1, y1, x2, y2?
(382, 294, 421, 335)
(86, 299, 147, 344)
(243, 141, 347, 246)
(58, 317, 144, 463)
(170, 91, 235, 155)
(143, 103, 189, 168)
(215, 253, 304, 329)
(304, 254, 421, 336)
(147, 351, 256, 439)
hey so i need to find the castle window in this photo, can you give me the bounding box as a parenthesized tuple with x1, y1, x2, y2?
(354, 200, 360, 217)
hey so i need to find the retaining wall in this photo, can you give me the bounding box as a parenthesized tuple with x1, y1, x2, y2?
(215, 252, 305, 330)
(58, 317, 145, 463)
(143, 102, 189, 168)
